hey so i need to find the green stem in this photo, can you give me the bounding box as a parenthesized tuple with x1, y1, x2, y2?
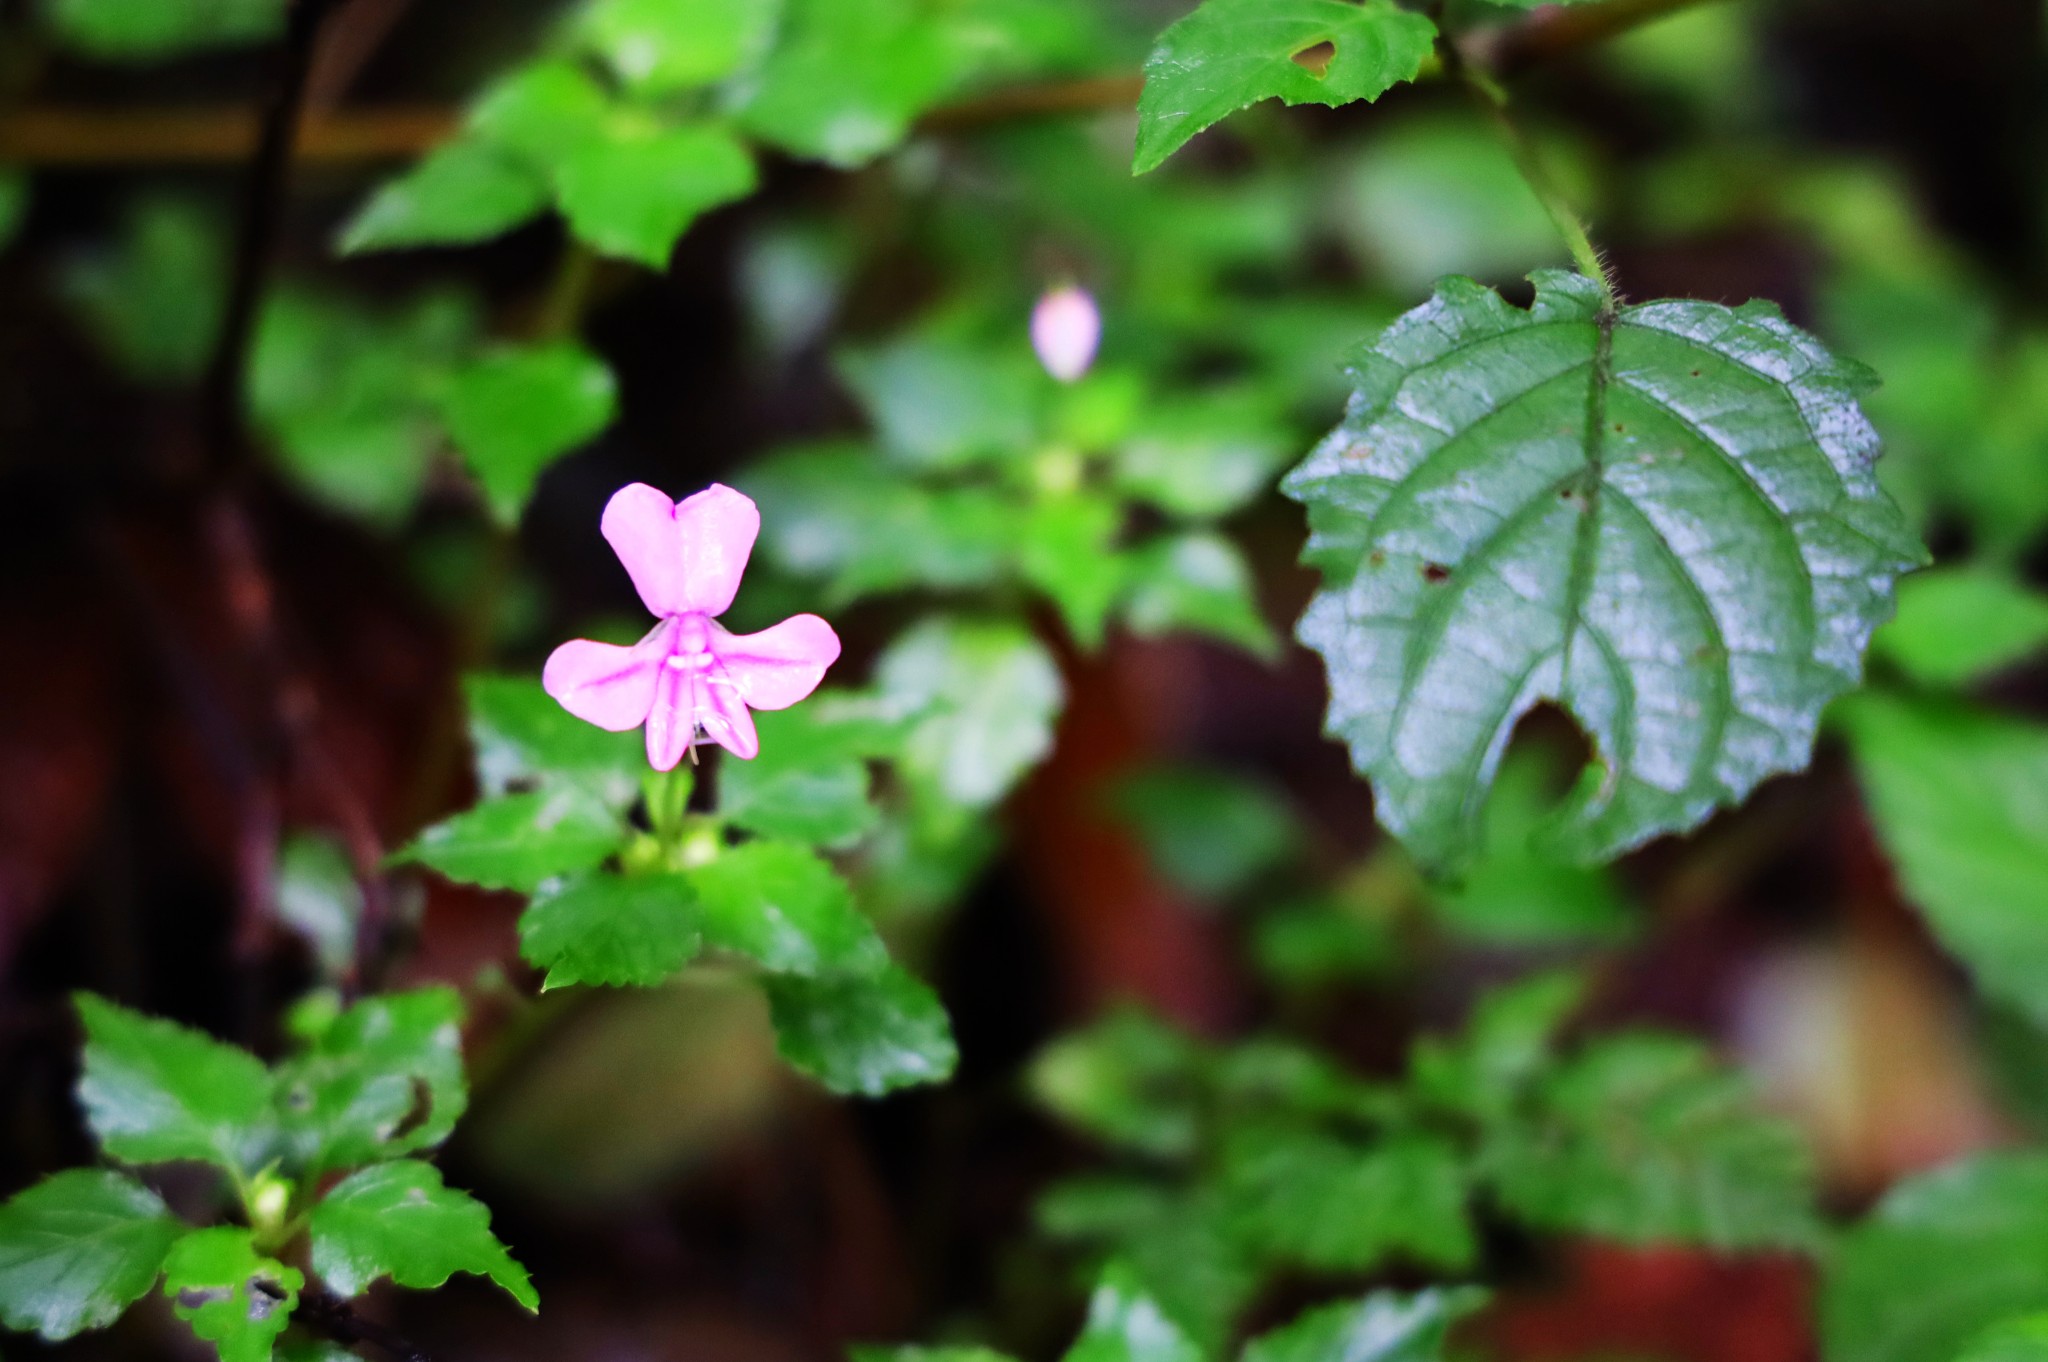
(1456, 59, 1617, 306)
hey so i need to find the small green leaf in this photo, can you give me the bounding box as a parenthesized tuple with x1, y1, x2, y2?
(1021, 494, 1126, 649)
(339, 138, 550, 254)
(399, 789, 623, 893)
(1062, 1261, 1203, 1362)
(1957, 1316, 2048, 1362)
(0, 1170, 183, 1341)
(574, 0, 783, 94)
(720, 706, 882, 848)
(1871, 567, 2048, 689)
(1122, 532, 1276, 658)
(76, 994, 273, 1174)
(1228, 1133, 1476, 1274)
(465, 674, 644, 807)
(63, 195, 226, 386)
(1036, 1184, 1256, 1353)
(1409, 968, 1586, 1120)
(836, 334, 1042, 469)
(1823, 1154, 2048, 1362)
(440, 342, 619, 524)
(275, 835, 362, 979)
(689, 842, 886, 976)
(518, 872, 699, 989)
(309, 1161, 535, 1310)
(45, 0, 281, 59)
(1242, 1289, 1487, 1362)
(1839, 693, 2048, 1027)
(765, 963, 958, 1096)
(554, 120, 758, 268)
(1132, 0, 1437, 174)
(1030, 1009, 1207, 1159)
(1284, 271, 1925, 868)
(272, 988, 467, 1174)
(735, 0, 966, 168)
(162, 1228, 301, 1362)
(1110, 392, 1294, 520)
(875, 617, 1065, 809)
(1484, 1033, 1818, 1250)
(1111, 764, 1298, 899)
(468, 62, 613, 166)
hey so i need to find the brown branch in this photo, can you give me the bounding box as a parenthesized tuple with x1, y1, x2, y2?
(0, 104, 452, 163)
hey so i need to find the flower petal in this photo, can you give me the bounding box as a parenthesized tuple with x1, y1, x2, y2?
(699, 671, 761, 760)
(710, 614, 841, 712)
(644, 660, 696, 772)
(600, 481, 761, 618)
(543, 634, 664, 731)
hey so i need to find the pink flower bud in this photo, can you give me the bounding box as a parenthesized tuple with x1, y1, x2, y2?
(1031, 286, 1101, 383)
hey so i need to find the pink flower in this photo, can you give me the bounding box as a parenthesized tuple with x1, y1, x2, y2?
(543, 483, 840, 768)
(1031, 285, 1101, 383)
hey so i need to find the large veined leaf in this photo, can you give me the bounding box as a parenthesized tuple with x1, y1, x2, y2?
(1284, 271, 1924, 867)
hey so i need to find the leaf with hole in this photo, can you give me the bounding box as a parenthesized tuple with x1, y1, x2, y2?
(1284, 271, 1924, 868)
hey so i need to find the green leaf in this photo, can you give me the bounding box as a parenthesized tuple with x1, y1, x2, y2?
(1062, 1261, 1203, 1362)
(837, 334, 1042, 469)
(399, 789, 623, 893)
(689, 842, 886, 976)
(467, 62, 613, 167)
(44, 0, 281, 59)
(1871, 567, 2048, 689)
(0, 1170, 183, 1340)
(1132, 0, 1437, 174)
(0, 170, 27, 251)
(875, 617, 1065, 809)
(1839, 693, 2048, 1026)
(1958, 1316, 2048, 1362)
(76, 994, 273, 1174)
(1109, 392, 1294, 520)
(1284, 271, 1925, 868)
(440, 342, 619, 524)
(1122, 532, 1277, 658)
(735, 0, 967, 168)
(765, 963, 958, 1095)
(162, 1228, 301, 1362)
(575, 0, 783, 94)
(1030, 1009, 1207, 1159)
(518, 871, 699, 989)
(1112, 764, 1298, 899)
(465, 674, 644, 808)
(338, 138, 550, 254)
(308, 1161, 535, 1310)
(554, 120, 758, 268)
(275, 835, 362, 979)
(1409, 968, 1585, 1121)
(1036, 1184, 1256, 1354)
(854, 1349, 1017, 1362)
(1021, 494, 1126, 649)
(273, 987, 468, 1174)
(63, 195, 225, 386)
(1484, 1032, 1818, 1250)
(719, 706, 882, 848)
(1242, 1289, 1487, 1362)
(1823, 1154, 2048, 1362)
(1228, 1132, 1476, 1274)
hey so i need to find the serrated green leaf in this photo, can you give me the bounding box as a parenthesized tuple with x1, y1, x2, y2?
(735, 0, 967, 168)
(574, 0, 783, 94)
(1958, 1316, 2048, 1362)
(719, 706, 882, 848)
(75, 995, 273, 1174)
(0, 1170, 182, 1341)
(162, 1228, 300, 1362)
(875, 617, 1065, 809)
(44, 0, 281, 59)
(1228, 1132, 1476, 1274)
(554, 120, 757, 269)
(1839, 693, 2048, 1026)
(400, 788, 623, 893)
(1111, 764, 1298, 899)
(1132, 0, 1436, 174)
(464, 673, 644, 808)
(441, 342, 619, 524)
(1021, 494, 1126, 649)
(1823, 1154, 2048, 1362)
(518, 872, 699, 989)
(308, 1161, 535, 1310)
(1871, 567, 2048, 689)
(1063, 1262, 1203, 1362)
(765, 963, 957, 1095)
(1284, 271, 1925, 868)
(1123, 532, 1277, 658)
(1484, 1032, 1818, 1250)
(338, 138, 550, 254)
(1031, 1009, 1207, 1159)
(272, 988, 467, 1174)
(1242, 1288, 1488, 1362)
(689, 842, 886, 976)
